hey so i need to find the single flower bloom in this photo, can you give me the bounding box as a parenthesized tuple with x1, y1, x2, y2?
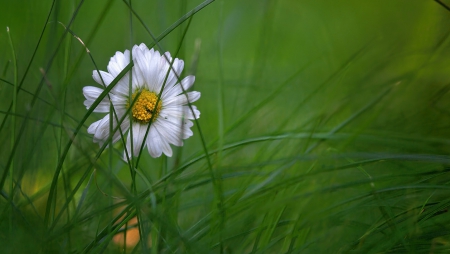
(83, 43, 200, 158)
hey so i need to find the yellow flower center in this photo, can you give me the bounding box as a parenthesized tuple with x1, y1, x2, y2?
(128, 89, 162, 123)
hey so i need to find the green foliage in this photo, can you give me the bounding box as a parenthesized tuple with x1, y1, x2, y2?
(1, 0, 450, 253)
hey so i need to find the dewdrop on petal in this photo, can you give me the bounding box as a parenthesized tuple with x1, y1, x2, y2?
(82, 43, 200, 158)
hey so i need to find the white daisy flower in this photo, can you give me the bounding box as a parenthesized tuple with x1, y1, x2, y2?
(83, 43, 200, 158)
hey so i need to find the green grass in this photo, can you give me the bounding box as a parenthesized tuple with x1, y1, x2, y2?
(2, 0, 450, 253)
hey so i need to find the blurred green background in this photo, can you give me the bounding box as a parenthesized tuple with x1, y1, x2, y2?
(2, 0, 450, 253)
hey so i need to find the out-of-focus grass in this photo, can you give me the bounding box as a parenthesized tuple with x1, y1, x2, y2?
(2, 0, 450, 253)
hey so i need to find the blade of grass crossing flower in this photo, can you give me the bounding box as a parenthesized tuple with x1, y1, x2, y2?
(122, 1, 211, 177)
(126, 3, 218, 212)
(91, 56, 134, 170)
(132, 40, 181, 164)
(117, 10, 186, 250)
(131, 15, 193, 251)
(128, 11, 189, 168)
(125, 5, 144, 251)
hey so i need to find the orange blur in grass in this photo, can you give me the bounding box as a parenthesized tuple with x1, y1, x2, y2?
(113, 216, 141, 248)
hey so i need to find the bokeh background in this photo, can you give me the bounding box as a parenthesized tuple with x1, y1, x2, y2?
(2, 0, 450, 253)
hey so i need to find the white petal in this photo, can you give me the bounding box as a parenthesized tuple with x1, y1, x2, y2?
(107, 50, 130, 77)
(145, 49, 162, 93)
(161, 74, 194, 101)
(111, 115, 130, 144)
(106, 50, 139, 95)
(135, 55, 149, 91)
(92, 71, 114, 87)
(124, 132, 133, 162)
(88, 112, 130, 147)
(153, 118, 183, 147)
(138, 43, 148, 51)
(180, 75, 195, 91)
(91, 114, 111, 145)
(129, 123, 149, 157)
(87, 103, 110, 112)
(156, 116, 194, 140)
(132, 46, 146, 89)
(160, 105, 200, 120)
(83, 86, 104, 100)
(87, 119, 101, 135)
(92, 70, 130, 97)
(145, 124, 167, 158)
(181, 120, 194, 139)
(160, 137, 173, 157)
(151, 123, 173, 157)
(158, 54, 180, 91)
(164, 91, 201, 106)
(83, 86, 127, 112)
(113, 79, 131, 97)
(83, 86, 125, 103)
(162, 59, 184, 91)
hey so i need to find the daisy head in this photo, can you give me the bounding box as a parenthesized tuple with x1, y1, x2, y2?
(83, 43, 200, 158)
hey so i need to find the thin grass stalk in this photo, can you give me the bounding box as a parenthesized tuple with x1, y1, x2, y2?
(6, 25, 18, 235)
(0, 0, 56, 136)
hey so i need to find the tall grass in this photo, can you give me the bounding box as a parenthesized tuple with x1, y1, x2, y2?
(2, 0, 450, 253)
